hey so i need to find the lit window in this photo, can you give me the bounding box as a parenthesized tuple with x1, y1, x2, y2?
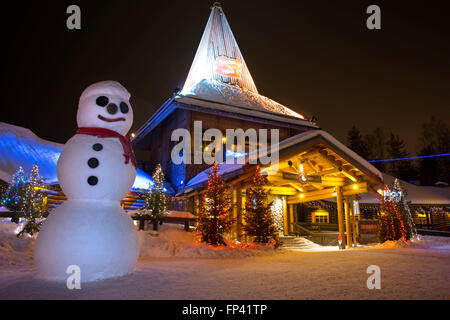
(313, 210, 329, 224)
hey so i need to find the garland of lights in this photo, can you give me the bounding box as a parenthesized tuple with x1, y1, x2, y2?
(0, 166, 27, 211)
(139, 163, 168, 230)
(244, 165, 279, 245)
(197, 163, 232, 246)
(377, 185, 408, 242)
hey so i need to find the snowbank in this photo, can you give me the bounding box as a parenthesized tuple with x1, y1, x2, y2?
(138, 224, 276, 258)
(374, 235, 450, 250)
(0, 220, 34, 266)
(0, 221, 276, 267)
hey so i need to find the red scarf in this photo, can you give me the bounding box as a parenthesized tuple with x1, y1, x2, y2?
(76, 127, 137, 168)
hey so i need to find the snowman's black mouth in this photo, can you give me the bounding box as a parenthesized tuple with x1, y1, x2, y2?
(98, 115, 126, 122)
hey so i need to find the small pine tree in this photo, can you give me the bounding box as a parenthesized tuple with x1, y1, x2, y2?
(197, 163, 232, 246)
(140, 164, 168, 231)
(377, 186, 408, 242)
(1, 166, 27, 211)
(244, 166, 279, 245)
(18, 165, 47, 237)
(391, 179, 417, 239)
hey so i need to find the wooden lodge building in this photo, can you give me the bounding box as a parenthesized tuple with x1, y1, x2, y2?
(1, 4, 448, 245)
(132, 3, 449, 246)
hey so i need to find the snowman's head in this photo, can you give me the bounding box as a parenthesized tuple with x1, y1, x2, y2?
(77, 81, 133, 136)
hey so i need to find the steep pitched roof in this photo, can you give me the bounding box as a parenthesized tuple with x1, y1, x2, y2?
(180, 3, 309, 121)
(133, 4, 316, 145)
(182, 3, 258, 94)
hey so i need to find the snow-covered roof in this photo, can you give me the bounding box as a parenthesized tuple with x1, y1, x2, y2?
(184, 163, 245, 190)
(178, 80, 313, 124)
(0, 122, 165, 192)
(184, 130, 383, 191)
(0, 122, 61, 184)
(358, 174, 450, 205)
(422, 186, 450, 200)
(271, 129, 384, 182)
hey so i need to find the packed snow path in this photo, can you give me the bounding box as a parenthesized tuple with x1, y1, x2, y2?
(1, 244, 449, 299)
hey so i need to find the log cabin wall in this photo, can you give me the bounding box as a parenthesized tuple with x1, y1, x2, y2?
(185, 110, 306, 183)
(137, 107, 309, 190)
(141, 108, 190, 187)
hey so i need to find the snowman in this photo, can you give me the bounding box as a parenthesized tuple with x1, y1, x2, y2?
(34, 81, 139, 282)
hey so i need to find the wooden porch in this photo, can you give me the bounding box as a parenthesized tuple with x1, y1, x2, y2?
(179, 131, 384, 249)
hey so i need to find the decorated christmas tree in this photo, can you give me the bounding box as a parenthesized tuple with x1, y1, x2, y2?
(0, 166, 27, 211)
(391, 178, 417, 239)
(18, 164, 48, 237)
(377, 186, 408, 242)
(139, 163, 168, 231)
(244, 166, 278, 245)
(197, 162, 232, 246)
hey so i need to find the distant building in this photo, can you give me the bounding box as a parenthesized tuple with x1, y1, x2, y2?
(0, 122, 163, 212)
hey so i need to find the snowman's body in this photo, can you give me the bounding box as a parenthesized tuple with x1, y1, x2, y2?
(34, 81, 139, 282)
(58, 135, 135, 201)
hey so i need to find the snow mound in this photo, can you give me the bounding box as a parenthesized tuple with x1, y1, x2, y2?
(376, 238, 414, 249)
(375, 236, 450, 251)
(0, 220, 34, 266)
(139, 224, 276, 258)
(184, 80, 306, 119)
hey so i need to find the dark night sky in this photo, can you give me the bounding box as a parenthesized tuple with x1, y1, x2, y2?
(2, 0, 449, 155)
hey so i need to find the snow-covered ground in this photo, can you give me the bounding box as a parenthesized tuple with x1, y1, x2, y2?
(1, 220, 449, 299)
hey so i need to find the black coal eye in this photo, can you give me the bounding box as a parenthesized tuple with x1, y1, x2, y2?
(120, 102, 129, 114)
(96, 96, 109, 107)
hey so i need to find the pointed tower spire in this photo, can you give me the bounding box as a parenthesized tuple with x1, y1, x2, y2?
(182, 3, 258, 94)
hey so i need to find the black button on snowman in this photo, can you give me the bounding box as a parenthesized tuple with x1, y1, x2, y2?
(34, 81, 139, 282)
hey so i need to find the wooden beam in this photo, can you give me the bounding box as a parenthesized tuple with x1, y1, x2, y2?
(287, 182, 368, 204)
(288, 183, 304, 192)
(344, 196, 353, 248)
(282, 196, 288, 236)
(318, 150, 358, 182)
(229, 171, 255, 186)
(289, 204, 295, 233)
(264, 186, 297, 195)
(336, 186, 346, 249)
(350, 195, 357, 246)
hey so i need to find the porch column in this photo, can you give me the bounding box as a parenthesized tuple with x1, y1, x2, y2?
(289, 204, 295, 233)
(283, 196, 289, 236)
(350, 196, 358, 246)
(344, 196, 353, 248)
(336, 186, 346, 249)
